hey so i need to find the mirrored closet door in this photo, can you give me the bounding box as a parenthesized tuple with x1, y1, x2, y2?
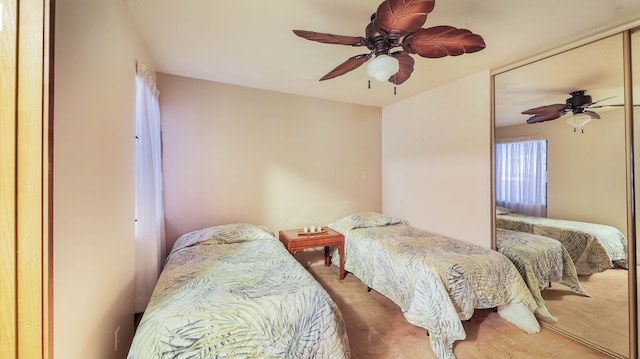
(494, 33, 635, 358)
(632, 26, 640, 359)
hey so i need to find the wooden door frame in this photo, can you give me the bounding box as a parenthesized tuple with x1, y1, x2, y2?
(0, 0, 53, 358)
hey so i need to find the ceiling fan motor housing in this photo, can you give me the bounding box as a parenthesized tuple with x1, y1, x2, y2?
(365, 20, 400, 56)
(567, 90, 593, 109)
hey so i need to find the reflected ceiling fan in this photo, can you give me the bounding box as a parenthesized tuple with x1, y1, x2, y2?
(292, 0, 486, 86)
(522, 90, 617, 127)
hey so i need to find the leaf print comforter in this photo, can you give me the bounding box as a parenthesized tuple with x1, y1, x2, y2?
(328, 213, 539, 359)
(496, 212, 628, 275)
(496, 228, 590, 323)
(128, 224, 350, 359)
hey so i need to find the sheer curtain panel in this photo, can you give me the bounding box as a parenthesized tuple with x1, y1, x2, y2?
(495, 136, 547, 217)
(135, 62, 166, 312)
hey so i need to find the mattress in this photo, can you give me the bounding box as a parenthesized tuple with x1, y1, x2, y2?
(329, 212, 539, 359)
(128, 223, 350, 359)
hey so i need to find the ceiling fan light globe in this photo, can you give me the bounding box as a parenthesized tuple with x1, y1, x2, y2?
(367, 55, 399, 82)
(566, 113, 592, 128)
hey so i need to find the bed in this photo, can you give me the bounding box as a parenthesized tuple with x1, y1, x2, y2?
(496, 228, 590, 323)
(496, 206, 628, 275)
(328, 212, 540, 359)
(127, 223, 350, 359)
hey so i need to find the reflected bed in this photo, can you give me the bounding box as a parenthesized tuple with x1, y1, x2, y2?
(496, 206, 628, 275)
(496, 228, 590, 323)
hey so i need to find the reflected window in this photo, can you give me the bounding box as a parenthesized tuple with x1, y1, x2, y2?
(495, 137, 547, 217)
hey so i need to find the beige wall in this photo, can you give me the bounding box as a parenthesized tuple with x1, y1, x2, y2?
(381, 71, 493, 248)
(495, 108, 627, 234)
(54, 0, 155, 358)
(157, 73, 383, 250)
(47, 2, 635, 356)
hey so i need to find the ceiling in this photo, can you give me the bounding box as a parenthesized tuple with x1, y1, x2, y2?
(125, 0, 640, 111)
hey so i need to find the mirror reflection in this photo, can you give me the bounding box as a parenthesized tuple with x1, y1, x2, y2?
(494, 33, 629, 357)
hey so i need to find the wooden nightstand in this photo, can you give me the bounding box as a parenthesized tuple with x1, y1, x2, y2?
(279, 228, 345, 280)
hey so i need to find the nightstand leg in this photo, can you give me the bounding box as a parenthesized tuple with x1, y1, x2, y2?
(324, 246, 330, 267)
(338, 244, 345, 280)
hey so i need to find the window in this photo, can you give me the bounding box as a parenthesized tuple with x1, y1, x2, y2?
(495, 137, 547, 217)
(134, 63, 166, 312)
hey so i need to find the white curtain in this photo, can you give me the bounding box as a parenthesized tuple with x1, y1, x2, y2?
(134, 62, 166, 312)
(495, 135, 547, 217)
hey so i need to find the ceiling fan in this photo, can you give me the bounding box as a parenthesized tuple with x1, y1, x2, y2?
(522, 90, 617, 126)
(292, 0, 486, 86)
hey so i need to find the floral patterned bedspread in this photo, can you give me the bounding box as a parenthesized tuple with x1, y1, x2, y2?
(496, 212, 628, 275)
(329, 213, 539, 359)
(496, 228, 590, 323)
(128, 224, 350, 359)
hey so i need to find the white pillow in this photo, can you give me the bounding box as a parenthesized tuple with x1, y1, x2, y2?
(170, 223, 275, 254)
(328, 212, 407, 233)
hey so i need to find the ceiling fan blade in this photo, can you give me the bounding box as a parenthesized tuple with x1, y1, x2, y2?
(319, 53, 372, 81)
(521, 103, 567, 115)
(292, 30, 368, 46)
(590, 104, 624, 108)
(388, 51, 415, 85)
(583, 95, 616, 108)
(590, 103, 640, 108)
(526, 111, 564, 124)
(402, 26, 486, 58)
(374, 0, 435, 35)
(584, 110, 601, 119)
